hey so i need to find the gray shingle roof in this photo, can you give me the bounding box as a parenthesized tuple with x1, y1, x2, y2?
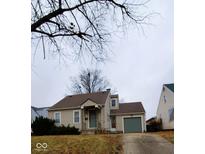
(164, 83, 174, 92)
(111, 94, 118, 98)
(110, 102, 145, 115)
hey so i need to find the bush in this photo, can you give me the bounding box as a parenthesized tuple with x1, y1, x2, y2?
(49, 125, 80, 135)
(31, 116, 80, 135)
(146, 119, 162, 132)
(31, 116, 55, 135)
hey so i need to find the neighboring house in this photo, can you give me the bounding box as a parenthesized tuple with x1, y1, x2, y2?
(156, 83, 174, 130)
(31, 106, 49, 122)
(146, 116, 157, 126)
(48, 89, 146, 133)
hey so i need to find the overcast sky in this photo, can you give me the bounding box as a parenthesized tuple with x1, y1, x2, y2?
(31, 0, 173, 119)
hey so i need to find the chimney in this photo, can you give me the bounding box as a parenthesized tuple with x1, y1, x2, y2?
(106, 88, 111, 92)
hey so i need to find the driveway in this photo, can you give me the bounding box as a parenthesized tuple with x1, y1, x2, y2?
(123, 133, 174, 154)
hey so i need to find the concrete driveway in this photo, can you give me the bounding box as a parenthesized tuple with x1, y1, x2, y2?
(123, 133, 174, 154)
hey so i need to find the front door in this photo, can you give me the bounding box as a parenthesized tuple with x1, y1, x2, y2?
(89, 110, 97, 128)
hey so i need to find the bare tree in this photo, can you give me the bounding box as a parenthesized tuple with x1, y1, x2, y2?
(67, 69, 110, 94)
(31, 0, 153, 61)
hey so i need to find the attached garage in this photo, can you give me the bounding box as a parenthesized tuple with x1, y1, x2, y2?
(123, 117, 142, 133)
(110, 102, 146, 133)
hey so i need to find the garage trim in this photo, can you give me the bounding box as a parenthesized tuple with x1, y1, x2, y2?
(122, 115, 144, 133)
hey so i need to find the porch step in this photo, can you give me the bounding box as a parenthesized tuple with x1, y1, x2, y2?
(81, 130, 96, 135)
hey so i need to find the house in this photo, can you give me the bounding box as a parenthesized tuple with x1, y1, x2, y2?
(156, 83, 174, 130)
(146, 116, 157, 126)
(48, 89, 146, 133)
(31, 106, 49, 122)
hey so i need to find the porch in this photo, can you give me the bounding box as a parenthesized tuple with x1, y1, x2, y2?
(81, 103, 102, 134)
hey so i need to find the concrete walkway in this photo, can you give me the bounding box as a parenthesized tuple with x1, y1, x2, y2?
(123, 133, 174, 154)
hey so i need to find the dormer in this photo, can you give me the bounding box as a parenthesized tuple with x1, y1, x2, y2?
(110, 94, 119, 110)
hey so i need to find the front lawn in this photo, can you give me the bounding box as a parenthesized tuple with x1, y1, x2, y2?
(32, 134, 123, 154)
(147, 130, 174, 143)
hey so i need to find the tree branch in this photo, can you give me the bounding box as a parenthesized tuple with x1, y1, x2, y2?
(31, 0, 97, 31)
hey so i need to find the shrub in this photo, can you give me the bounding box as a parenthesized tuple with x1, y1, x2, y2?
(31, 116, 80, 135)
(49, 125, 80, 135)
(31, 116, 55, 135)
(146, 119, 162, 132)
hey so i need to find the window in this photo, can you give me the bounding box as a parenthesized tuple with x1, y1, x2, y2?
(54, 112, 61, 125)
(111, 100, 116, 107)
(73, 110, 80, 123)
(168, 108, 174, 121)
(164, 96, 167, 103)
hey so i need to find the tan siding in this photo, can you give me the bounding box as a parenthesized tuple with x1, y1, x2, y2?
(48, 109, 81, 130)
(100, 107, 105, 129)
(48, 107, 106, 130)
(116, 116, 123, 131)
(110, 98, 119, 110)
(103, 93, 111, 130)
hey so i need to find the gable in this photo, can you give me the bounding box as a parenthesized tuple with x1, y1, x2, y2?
(81, 99, 97, 107)
(156, 85, 174, 116)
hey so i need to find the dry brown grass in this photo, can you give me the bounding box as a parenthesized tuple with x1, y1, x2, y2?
(147, 130, 174, 143)
(31, 134, 123, 154)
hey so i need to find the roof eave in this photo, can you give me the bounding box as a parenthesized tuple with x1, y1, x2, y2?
(48, 104, 104, 111)
(48, 106, 81, 111)
(110, 111, 145, 116)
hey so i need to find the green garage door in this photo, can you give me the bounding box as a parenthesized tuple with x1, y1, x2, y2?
(124, 117, 142, 133)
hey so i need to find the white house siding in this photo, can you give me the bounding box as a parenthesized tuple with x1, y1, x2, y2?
(157, 86, 174, 129)
(115, 113, 146, 132)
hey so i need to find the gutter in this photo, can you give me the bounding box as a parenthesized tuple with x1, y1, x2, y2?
(110, 112, 145, 116)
